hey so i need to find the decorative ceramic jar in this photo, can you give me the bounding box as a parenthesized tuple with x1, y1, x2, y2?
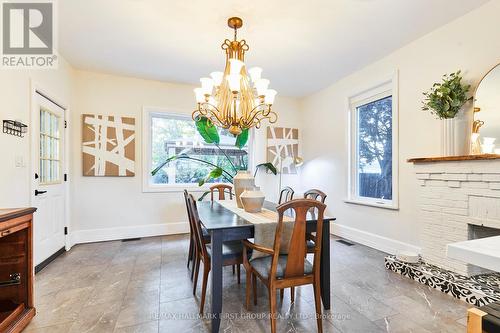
(233, 170, 255, 208)
(240, 187, 265, 213)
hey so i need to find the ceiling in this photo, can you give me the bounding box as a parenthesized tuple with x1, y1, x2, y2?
(59, 0, 490, 97)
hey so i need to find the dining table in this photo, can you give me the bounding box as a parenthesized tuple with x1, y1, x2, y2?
(196, 200, 336, 333)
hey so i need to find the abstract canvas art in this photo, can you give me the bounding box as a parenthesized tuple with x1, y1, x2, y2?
(266, 127, 299, 174)
(82, 114, 136, 176)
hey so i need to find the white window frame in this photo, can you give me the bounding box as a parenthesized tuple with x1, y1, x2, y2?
(346, 71, 399, 209)
(142, 106, 253, 193)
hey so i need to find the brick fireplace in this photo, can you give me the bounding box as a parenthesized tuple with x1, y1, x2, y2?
(410, 156, 500, 276)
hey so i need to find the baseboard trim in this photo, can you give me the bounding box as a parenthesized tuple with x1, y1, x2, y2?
(70, 222, 189, 246)
(332, 223, 421, 255)
(35, 247, 66, 274)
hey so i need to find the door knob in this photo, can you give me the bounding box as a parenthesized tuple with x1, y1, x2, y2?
(35, 190, 47, 196)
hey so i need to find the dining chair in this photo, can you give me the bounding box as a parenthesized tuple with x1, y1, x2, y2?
(278, 186, 294, 204)
(304, 189, 327, 253)
(209, 184, 240, 276)
(184, 190, 195, 273)
(242, 198, 327, 333)
(210, 184, 233, 201)
(186, 193, 245, 314)
(184, 190, 210, 280)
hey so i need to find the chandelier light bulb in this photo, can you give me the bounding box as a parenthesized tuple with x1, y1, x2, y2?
(208, 96, 216, 105)
(255, 79, 270, 96)
(210, 72, 224, 86)
(194, 88, 205, 103)
(227, 74, 242, 92)
(229, 58, 245, 75)
(264, 89, 277, 105)
(200, 77, 214, 95)
(248, 67, 262, 82)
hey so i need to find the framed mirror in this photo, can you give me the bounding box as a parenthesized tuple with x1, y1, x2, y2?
(473, 63, 500, 154)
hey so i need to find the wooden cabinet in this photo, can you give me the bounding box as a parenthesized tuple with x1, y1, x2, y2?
(0, 208, 36, 333)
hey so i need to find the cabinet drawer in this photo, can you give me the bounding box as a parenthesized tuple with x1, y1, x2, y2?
(0, 223, 29, 238)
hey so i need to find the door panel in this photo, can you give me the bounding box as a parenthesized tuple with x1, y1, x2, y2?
(32, 92, 66, 266)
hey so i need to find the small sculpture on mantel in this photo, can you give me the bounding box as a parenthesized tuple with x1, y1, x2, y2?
(471, 108, 484, 155)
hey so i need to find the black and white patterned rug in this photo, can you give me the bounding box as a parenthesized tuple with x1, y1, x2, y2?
(385, 255, 500, 306)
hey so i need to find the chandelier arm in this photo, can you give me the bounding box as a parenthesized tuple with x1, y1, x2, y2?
(241, 106, 270, 128)
(193, 109, 227, 129)
(244, 109, 277, 129)
(199, 103, 233, 128)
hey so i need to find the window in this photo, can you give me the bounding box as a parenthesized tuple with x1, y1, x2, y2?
(347, 74, 398, 209)
(143, 108, 251, 191)
(39, 108, 61, 184)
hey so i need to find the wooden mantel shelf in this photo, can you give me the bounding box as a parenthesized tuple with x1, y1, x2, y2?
(407, 154, 500, 163)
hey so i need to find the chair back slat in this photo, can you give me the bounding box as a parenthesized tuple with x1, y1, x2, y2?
(273, 199, 326, 279)
(304, 189, 327, 219)
(278, 186, 294, 204)
(210, 184, 233, 201)
(304, 189, 327, 203)
(187, 193, 209, 259)
(183, 190, 194, 236)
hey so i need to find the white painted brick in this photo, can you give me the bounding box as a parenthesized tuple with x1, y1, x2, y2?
(447, 181, 461, 188)
(425, 180, 447, 187)
(490, 183, 500, 190)
(416, 173, 431, 180)
(482, 174, 500, 182)
(420, 190, 441, 199)
(443, 174, 467, 181)
(420, 205, 441, 212)
(462, 182, 489, 189)
(441, 193, 469, 201)
(467, 174, 483, 181)
(429, 173, 445, 180)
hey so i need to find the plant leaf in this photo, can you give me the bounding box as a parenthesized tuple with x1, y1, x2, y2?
(151, 155, 178, 176)
(255, 162, 277, 176)
(235, 128, 249, 149)
(198, 167, 224, 187)
(197, 191, 211, 201)
(195, 117, 220, 144)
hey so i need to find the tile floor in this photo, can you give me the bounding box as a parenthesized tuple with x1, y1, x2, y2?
(25, 235, 471, 332)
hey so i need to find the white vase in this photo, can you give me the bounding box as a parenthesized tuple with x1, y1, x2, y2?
(233, 171, 255, 208)
(240, 187, 265, 213)
(441, 108, 470, 156)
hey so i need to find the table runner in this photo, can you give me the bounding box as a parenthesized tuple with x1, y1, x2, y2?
(217, 200, 294, 258)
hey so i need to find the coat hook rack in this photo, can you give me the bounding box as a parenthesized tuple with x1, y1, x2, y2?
(3, 120, 28, 137)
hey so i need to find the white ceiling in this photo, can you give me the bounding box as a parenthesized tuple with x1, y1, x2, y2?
(59, 0, 490, 97)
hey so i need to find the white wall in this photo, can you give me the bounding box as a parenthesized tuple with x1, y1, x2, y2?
(299, 0, 500, 254)
(0, 59, 74, 208)
(70, 70, 302, 243)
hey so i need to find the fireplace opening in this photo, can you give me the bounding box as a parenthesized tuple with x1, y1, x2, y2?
(467, 224, 500, 276)
(468, 224, 500, 240)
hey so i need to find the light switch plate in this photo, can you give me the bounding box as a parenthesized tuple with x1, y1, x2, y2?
(15, 155, 25, 167)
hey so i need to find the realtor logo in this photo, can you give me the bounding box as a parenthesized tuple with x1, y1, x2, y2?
(2, 1, 57, 68)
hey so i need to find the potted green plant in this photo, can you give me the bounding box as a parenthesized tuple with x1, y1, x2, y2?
(151, 117, 276, 200)
(422, 70, 472, 155)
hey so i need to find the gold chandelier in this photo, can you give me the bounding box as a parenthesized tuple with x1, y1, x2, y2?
(192, 17, 278, 136)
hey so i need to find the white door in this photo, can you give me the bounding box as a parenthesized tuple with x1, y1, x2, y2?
(32, 92, 66, 266)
